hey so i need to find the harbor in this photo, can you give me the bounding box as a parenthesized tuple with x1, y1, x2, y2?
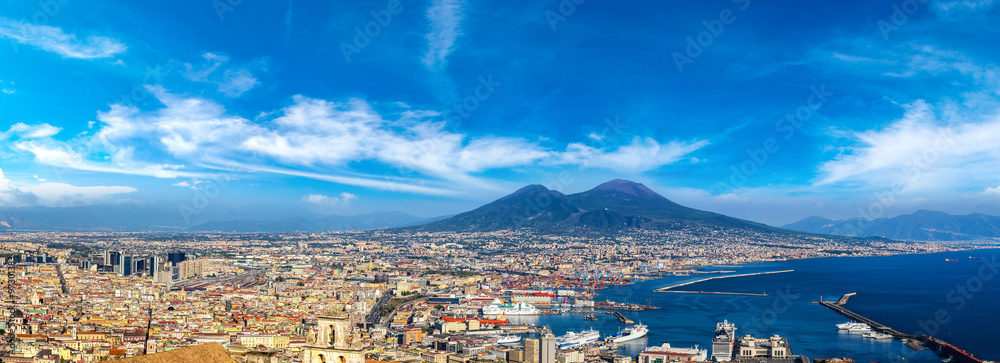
(816, 293, 984, 363)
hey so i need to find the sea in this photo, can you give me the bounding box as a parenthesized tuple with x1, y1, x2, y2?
(502, 248, 1000, 363)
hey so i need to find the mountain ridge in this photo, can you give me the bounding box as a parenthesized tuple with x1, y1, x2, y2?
(406, 179, 783, 234)
(783, 210, 1000, 241)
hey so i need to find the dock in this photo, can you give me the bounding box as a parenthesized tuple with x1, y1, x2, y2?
(607, 311, 633, 324)
(816, 293, 983, 363)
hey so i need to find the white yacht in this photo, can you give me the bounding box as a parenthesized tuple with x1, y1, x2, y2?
(837, 322, 871, 333)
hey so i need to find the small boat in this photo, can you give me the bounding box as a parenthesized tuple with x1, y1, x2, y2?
(583, 314, 597, 321)
(945, 259, 959, 262)
(969, 256, 981, 260)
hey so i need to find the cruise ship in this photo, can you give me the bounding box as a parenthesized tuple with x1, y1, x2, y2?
(481, 298, 540, 315)
(641, 343, 708, 362)
(606, 323, 648, 343)
(711, 320, 737, 362)
(495, 335, 522, 344)
(556, 329, 601, 349)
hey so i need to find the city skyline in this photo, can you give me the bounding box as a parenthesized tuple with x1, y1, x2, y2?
(2, 1, 1000, 226)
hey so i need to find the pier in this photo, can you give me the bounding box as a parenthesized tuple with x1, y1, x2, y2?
(816, 293, 983, 363)
(655, 290, 767, 296)
(608, 311, 633, 324)
(653, 270, 794, 293)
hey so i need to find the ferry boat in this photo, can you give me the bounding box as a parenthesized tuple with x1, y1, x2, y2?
(606, 323, 648, 343)
(711, 320, 737, 362)
(556, 329, 600, 349)
(641, 343, 708, 362)
(495, 335, 522, 344)
(481, 298, 540, 315)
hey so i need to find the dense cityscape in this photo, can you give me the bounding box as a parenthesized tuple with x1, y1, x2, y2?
(0, 229, 981, 363)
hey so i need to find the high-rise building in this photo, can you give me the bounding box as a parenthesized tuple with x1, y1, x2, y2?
(106, 251, 122, 266)
(178, 259, 205, 279)
(121, 255, 133, 277)
(167, 252, 186, 265)
(540, 334, 556, 363)
(524, 337, 540, 363)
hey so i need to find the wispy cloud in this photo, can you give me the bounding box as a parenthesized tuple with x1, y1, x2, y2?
(0, 168, 135, 207)
(0, 79, 14, 95)
(303, 192, 357, 208)
(183, 53, 262, 97)
(0, 17, 126, 59)
(1, 123, 61, 140)
(817, 99, 1000, 194)
(8, 88, 705, 197)
(422, 0, 465, 70)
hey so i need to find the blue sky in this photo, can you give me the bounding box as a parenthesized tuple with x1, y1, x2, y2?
(2, 0, 1000, 226)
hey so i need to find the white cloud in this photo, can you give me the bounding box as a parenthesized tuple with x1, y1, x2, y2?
(0, 17, 126, 59)
(817, 100, 1000, 194)
(1, 123, 61, 140)
(183, 53, 261, 97)
(555, 137, 709, 173)
(11, 88, 705, 197)
(27, 183, 137, 207)
(172, 181, 192, 188)
(218, 68, 259, 97)
(935, 0, 995, 12)
(303, 192, 357, 208)
(0, 168, 134, 207)
(422, 0, 465, 70)
(14, 140, 197, 179)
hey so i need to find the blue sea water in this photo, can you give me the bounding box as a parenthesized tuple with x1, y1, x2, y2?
(503, 249, 1000, 363)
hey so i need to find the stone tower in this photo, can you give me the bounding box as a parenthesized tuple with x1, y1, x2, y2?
(302, 310, 364, 363)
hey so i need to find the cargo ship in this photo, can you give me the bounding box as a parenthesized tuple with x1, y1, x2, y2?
(711, 320, 737, 362)
(556, 329, 600, 349)
(482, 298, 540, 315)
(606, 323, 648, 343)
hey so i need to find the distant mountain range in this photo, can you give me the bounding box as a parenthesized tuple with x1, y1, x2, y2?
(783, 210, 1000, 241)
(0, 203, 447, 232)
(4, 179, 993, 241)
(405, 179, 782, 234)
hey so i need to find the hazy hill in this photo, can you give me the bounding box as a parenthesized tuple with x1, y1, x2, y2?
(783, 210, 1000, 241)
(0, 203, 444, 232)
